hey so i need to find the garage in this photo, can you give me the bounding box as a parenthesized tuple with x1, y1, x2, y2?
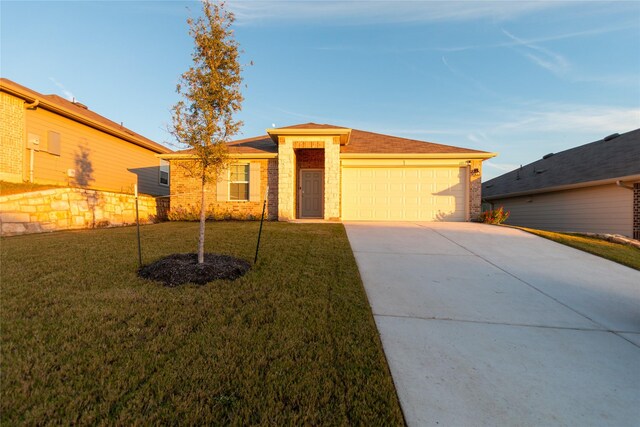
(341, 166, 467, 221)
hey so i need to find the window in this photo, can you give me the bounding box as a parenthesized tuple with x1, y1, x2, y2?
(229, 164, 249, 201)
(47, 131, 61, 156)
(159, 159, 169, 186)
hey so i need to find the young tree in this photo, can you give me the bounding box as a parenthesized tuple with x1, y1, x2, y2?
(170, 0, 244, 264)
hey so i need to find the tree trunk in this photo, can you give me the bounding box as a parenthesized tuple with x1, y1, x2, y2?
(198, 170, 206, 264)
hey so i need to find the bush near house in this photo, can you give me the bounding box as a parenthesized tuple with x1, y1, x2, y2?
(480, 206, 510, 224)
(1, 222, 404, 425)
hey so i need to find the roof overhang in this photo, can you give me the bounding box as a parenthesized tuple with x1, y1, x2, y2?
(266, 127, 352, 145)
(1, 80, 171, 154)
(483, 173, 640, 200)
(340, 152, 497, 159)
(158, 152, 278, 160)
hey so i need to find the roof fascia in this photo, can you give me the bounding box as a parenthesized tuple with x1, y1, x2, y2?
(484, 173, 640, 200)
(1, 82, 171, 154)
(340, 152, 497, 160)
(266, 127, 352, 145)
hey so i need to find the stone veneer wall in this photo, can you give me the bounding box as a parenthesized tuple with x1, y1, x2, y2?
(0, 188, 167, 236)
(169, 158, 277, 220)
(0, 92, 25, 182)
(323, 137, 341, 220)
(469, 160, 483, 221)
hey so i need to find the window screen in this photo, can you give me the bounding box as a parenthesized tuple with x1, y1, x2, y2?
(229, 164, 249, 201)
(159, 159, 169, 185)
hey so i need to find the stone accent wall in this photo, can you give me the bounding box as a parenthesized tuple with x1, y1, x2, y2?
(277, 138, 295, 221)
(634, 183, 639, 240)
(0, 92, 25, 182)
(469, 160, 482, 221)
(324, 137, 341, 220)
(0, 188, 166, 236)
(169, 158, 276, 220)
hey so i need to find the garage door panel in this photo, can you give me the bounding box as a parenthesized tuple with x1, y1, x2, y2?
(342, 167, 467, 221)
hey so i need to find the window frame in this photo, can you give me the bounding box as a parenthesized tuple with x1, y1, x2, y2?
(228, 163, 250, 201)
(159, 159, 169, 186)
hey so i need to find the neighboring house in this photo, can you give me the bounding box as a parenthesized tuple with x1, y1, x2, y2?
(483, 129, 640, 239)
(0, 78, 171, 196)
(161, 123, 496, 222)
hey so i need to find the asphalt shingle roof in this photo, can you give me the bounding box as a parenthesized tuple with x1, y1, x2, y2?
(175, 123, 488, 155)
(482, 128, 640, 199)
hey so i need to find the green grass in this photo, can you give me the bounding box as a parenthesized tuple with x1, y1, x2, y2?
(0, 180, 65, 196)
(1, 222, 404, 425)
(517, 227, 640, 271)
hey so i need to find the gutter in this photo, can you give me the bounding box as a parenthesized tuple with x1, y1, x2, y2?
(484, 174, 640, 200)
(158, 152, 278, 160)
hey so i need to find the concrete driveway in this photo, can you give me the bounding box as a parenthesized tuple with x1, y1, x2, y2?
(344, 222, 640, 426)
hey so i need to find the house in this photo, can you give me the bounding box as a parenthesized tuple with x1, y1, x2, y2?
(0, 78, 171, 196)
(161, 123, 496, 222)
(482, 129, 640, 239)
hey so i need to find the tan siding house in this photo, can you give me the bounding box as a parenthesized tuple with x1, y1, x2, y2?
(1, 78, 171, 196)
(483, 129, 640, 239)
(162, 123, 496, 222)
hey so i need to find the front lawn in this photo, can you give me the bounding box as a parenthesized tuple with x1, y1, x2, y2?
(517, 227, 640, 271)
(1, 222, 404, 425)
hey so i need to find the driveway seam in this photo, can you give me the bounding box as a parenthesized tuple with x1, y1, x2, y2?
(418, 224, 640, 349)
(373, 313, 638, 334)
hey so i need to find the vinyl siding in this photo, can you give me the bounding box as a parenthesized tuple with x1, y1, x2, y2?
(24, 107, 168, 196)
(492, 183, 634, 237)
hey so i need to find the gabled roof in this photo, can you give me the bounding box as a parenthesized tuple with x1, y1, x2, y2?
(167, 122, 495, 158)
(483, 128, 640, 200)
(0, 78, 171, 154)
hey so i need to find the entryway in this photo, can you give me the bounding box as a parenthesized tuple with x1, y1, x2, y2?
(299, 169, 323, 218)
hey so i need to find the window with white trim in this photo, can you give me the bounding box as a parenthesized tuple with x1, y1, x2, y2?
(229, 164, 249, 201)
(159, 159, 169, 186)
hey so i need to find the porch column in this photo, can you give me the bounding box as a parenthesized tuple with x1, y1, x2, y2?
(277, 137, 295, 221)
(324, 136, 341, 220)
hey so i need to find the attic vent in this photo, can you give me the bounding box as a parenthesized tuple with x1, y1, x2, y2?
(72, 101, 88, 109)
(485, 184, 493, 188)
(604, 133, 620, 141)
(534, 169, 546, 175)
(542, 153, 554, 159)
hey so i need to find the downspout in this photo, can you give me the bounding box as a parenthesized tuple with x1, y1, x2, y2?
(24, 99, 40, 182)
(616, 180, 634, 190)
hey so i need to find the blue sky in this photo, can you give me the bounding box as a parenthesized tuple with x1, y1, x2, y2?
(2, 1, 639, 180)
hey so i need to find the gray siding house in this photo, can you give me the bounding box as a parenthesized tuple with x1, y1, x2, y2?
(482, 129, 640, 239)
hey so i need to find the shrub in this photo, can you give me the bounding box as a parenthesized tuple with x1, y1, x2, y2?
(480, 207, 510, 224)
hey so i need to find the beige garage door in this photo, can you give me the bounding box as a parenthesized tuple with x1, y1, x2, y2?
(341, 167, 467, 221)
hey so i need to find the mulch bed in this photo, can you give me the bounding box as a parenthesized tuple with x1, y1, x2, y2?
(138, 253, 251, 286)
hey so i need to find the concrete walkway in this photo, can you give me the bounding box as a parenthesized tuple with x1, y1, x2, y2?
(344, 222, 640, 426)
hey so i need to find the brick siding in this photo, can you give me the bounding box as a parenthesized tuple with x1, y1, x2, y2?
(0, 93, 25, 181)
(469, 160, 482, 220)
(634, 183, 639, 240)
(169, 158, 277, 220)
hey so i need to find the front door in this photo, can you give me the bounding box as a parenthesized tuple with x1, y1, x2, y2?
(300, 170, 323, 218)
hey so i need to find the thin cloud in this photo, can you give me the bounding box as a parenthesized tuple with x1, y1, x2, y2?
(484, 161, 520, 172)
(493, 103, 640, 134)
(502, 29, 569, 75)
(49, 77, 76, 101)
(228, 1, 565, 26)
